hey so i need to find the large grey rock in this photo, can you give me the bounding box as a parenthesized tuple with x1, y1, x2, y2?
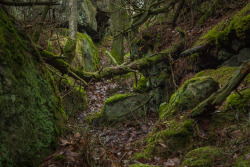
(77, 0, 98, 34)
(160, 77, 219, 119)
(0, 10, 64, 166)
(91, 94, 149, 125)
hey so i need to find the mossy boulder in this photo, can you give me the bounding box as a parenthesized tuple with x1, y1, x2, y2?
(89, 93, 149, 125)
(181, 146, 226, 167)
(77, 0, 97, 34)
(0, 9, 65, 166)
(136, 119, 194, 159)
(50, 30, 100, 72)
(160, 77, 219, 119)
(195, 3, 250, 47)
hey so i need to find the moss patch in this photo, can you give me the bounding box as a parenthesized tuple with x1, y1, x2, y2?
(135, 119, 194, 159)
(195, 66, 250, 86)
(181, 146, 226, 167)
(133, 75, 149, 93)
(195, 3, 250, 47)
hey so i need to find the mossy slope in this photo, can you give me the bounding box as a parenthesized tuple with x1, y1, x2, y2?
(0, 9, 65, 167)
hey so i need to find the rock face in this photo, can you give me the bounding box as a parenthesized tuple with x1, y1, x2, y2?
(73, 32, 100, 71)
(160, 77, 219, 119)
(0, 9, 64, 166)
(51, 30, 100, 72)
(77, 0, 97, 35)
(91, 94, 149, 125)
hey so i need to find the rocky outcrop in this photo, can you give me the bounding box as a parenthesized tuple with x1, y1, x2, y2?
(0, 9, 65, 167)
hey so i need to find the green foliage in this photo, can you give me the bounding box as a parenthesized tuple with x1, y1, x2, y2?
(181, 146, 226, 167)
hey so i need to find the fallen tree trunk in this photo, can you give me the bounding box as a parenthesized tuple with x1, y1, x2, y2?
(0, 0, 59, 6)
(39, 40, 184, 82)
(191, 60, 250, 117)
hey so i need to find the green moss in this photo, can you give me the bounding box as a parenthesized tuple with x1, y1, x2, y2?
(234, 160, 250, 167)
(225, 88, 250, 111)
(140, 119, 194, 158)
(133, 75, 149, 93)
(54, 155, 65, 161)
(129, 164, 160, 167)
(181, 146, 226, 167)
(111, 47, 123, 65)
(63, 38, 77, 63)
(60, 77, 88, 118)
(105, 93, 133, 104)
(161, 77, 219, 119)
(158, 102, 167, 118)
(0, 9, 65, 166)
(195, 66, 250, 86)
(77, 32, 100, 70)
(195, 3, 250, 47)
(190, 53, 199, 60)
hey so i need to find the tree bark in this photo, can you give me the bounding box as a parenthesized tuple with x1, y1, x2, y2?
(191, 60, 250, 117)
(63, 0, 77, 64)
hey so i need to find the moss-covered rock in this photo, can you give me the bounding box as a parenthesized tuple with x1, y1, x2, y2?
(181, 146, 226, 167)
(195, 66, 250, 86)
(195, 3, 250, 47)
(160, 77, 219, 119)
(0, 9, 65, 166)
(50, 30, 100, 72)
(88, 93, 150, 125)
(135, 119, 194, 159)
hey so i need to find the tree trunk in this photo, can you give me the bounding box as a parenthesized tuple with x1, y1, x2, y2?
(63, 0, 77, 64)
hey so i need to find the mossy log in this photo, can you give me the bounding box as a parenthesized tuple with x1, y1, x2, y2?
(191, 60, 250, 117)
(0, 0, 59, 6)
(40, 40, 184, 82)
